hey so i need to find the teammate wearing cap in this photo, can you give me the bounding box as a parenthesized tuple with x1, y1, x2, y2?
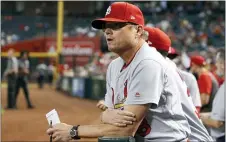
(190, 55, 219, 112)
(168, 47, 202, 112)
(143, 27, 212, 141)
(200, 48, 225, 142)
(47, 2, 191, 142)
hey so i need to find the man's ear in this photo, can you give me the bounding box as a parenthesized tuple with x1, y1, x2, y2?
(137, 26, 144, 37)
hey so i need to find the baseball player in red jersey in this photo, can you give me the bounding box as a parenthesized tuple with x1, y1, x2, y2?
(47, 2, 191, 142)
(190, 55, 219, 112)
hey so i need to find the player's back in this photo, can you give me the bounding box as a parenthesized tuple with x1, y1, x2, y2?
(179, 69, 201, 108)
(166, 58, 213, 141)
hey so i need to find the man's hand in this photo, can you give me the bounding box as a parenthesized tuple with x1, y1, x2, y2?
(101, 109, 136, 127)
(200, 112, 224, 128)
(46, 123, 73, 142)
(96, 100, 108, 111)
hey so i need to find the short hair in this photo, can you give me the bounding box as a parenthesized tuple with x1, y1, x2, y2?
(156, 49, 168, 58)
(167, 53, 178, 60)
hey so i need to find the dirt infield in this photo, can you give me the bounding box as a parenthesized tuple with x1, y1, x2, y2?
(1, 84, 102, 141)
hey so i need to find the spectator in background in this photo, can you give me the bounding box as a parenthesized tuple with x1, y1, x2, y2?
(14, 51, 34, 109)
(36, 59, 47, 89)
(86, 52, 103, 77)
(200, 48, 225, 142)
(47, 61, 55, 87)
(56, 64, 64, 90)
(190, 55, 219, 112)
(3, 48, 18, 109)
(99, 52, 118, 79)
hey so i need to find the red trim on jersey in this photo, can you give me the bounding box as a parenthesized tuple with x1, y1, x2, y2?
(124, 80, 128, 98)
(136, 118, 151, 137)
(196, 106, 201, 113)
(111, 88, 114, 104)
(195, 110, 201, 119)
(120, 49, 139, 72)
(198, 72, 212, 95)
(187, 89, 191, 97)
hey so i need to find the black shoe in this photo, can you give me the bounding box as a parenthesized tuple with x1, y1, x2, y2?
(5, 106, 17, 110)
(28, 105, 35, 109)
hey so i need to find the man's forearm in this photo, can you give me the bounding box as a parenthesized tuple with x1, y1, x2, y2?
(201, 94, 210, 105)
(201, 113, 224, 128)
(78, 124, 133, 138)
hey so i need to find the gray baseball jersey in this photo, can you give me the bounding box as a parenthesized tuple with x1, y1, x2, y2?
(210, 82, 225, 138)
(166, 58, 213, 141)
(104, 43, 190, 141)
(178, 69, 201, 107)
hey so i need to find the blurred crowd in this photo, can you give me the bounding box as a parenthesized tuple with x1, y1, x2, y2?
(2, 2, 224, 81)
(1, 1, 224, 51)
(59, 52, 118, 79)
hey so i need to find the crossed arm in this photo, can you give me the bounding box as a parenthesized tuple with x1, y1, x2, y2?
(47, 104, 149, 141)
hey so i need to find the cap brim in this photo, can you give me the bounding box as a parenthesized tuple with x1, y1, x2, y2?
(91, 18, 127, 29)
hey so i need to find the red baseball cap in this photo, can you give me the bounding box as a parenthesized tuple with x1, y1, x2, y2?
(190, 55, 206, 66)
(91, 2, 144, 29)
(144, 27, 171, 52)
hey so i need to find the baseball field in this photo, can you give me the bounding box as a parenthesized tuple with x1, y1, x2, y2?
(1, 84, 101, 141)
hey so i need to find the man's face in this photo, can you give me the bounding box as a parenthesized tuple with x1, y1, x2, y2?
(103, 22, 139, 53)
(190, 63, 198, 73)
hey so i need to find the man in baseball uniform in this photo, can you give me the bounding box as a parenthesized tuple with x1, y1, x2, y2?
(99, 27, 212, 141)
(190, 55, 219, 112)
(168, 47, 202, 112)
(200, 48, 225, 142)
(47, 2, 190, 142)
(142, 27, 212, 141)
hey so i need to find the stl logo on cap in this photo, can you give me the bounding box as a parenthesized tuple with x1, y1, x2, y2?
(91, 2, 144, 29)
(130, 15, 135, 20)
(105, 6, 111, 16)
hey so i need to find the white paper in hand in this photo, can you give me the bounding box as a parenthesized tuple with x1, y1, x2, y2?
(46, 109, 61, 125)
